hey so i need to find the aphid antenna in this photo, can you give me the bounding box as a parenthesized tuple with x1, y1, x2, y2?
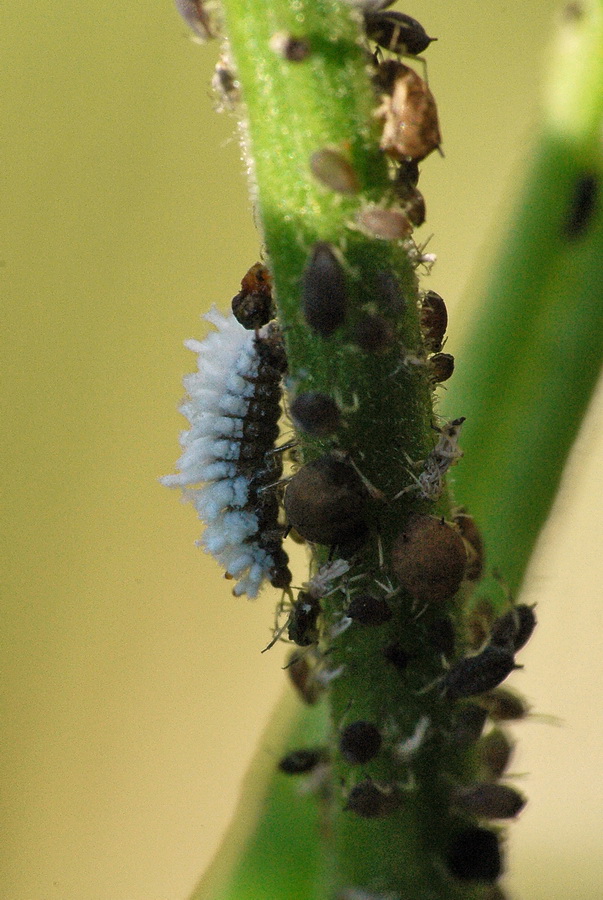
(331, 448, 387, 501)
(270, 439, 298, 455)
(256, 474, 292, 493)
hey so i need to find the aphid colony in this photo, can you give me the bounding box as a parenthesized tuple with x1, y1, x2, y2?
(162, 265, 291, 598)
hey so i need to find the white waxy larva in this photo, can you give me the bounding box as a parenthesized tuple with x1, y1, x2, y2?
(163, 306, 291, 598)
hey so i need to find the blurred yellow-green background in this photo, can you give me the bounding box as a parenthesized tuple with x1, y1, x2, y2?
(2, 1, 603, 898)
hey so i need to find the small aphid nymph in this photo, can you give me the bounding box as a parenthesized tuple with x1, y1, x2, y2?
(310, 149, 360, 195)
(453, 511, 484, 581)
(354, 313, 396, 353)
(290, 391, 342, 437)
(357, 205, 413, 240)
(302, 242, 348, 337)
(270, 31, 311, 61)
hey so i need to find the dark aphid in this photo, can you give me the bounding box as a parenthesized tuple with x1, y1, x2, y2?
(345, 779, 401, 818)
(425, 615, 456, 657)
(374, 60, 442, 162)
(357, 205, 413, 240)
(428, 352, 455, 384)
(374, 271, 406, 313)
(453, 512, 484, 581)
(339, 721, 382, 764)
(451, 703, 488, 747)
(383, 642, 410, 674)
(231, 262, 274, 330)
(310, 149, 360, 195)
(354, 313, 396, 353)
(490, 604, 537, 653)
(286, 652, 323, 705)
(478, 686, 530, 721)
(174, 0, 215, 41)
(403, 189, 426, 227)
(563, 171, 599, 239)
(278, 747, 325, 774)
(395, 158, 420, 189)
(477, 727, 514, 781)
(452, 782, 526, 819)
(288, 592, 320, 646)
(347, 593, 392, 626)
(290, 391, 342, 437)
(446, 826, 503, 882)
(284, 453, 368, 547)
(364, 11, 436, 57)
(302, 242, 348, 337)
(391, 514, 467, 604)
(212, 55, 240, 109)
(269, 31, 311, 62)
(393, 161, 425, 226)
(443, 646, 518, 701)
(419, 289, 448, 353)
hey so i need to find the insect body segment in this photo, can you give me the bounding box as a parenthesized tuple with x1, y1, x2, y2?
(163, 306, 291, 598)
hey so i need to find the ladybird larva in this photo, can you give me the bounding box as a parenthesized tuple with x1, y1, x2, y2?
(163, 305, 291, 598)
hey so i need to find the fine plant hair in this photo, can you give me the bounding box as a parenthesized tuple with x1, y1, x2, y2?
(164, 1, 603, 898)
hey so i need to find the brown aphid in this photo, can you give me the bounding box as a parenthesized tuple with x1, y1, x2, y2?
(419, 289, 448, 353)
(290, 391, 342, 437)
(443, 646, 518, 701)
(347, 593, 392, 626)
(231, 262, 274, 329)
(452, 782, 526, 819)
(428, 352, 455, 384)
(354, 313, 396, 353)
(339, 721, 383, 764)
(403, 189, 426, 227)
(453, 512, 484, 581)
(284, 453, 368, 547)
(310, 148, 360, 195)
(357, 205, 413, 240)
(465, 597, 496, 649)
(269, 31, 311, 62)
(364, 11, 436, 56)
(478, 686, 530, 721)
(345, 779, 401, 818)
(391, 514, 467, 604)
(302, 242, 348, 337)
(374, 61, 442, 162)
(393, 162, 426, 226)
(287, 652, 323, 705)
(174, 0, 215, 41)
(477, 727, 514, 781)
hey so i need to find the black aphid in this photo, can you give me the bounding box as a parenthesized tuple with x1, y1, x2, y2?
(347, 593, 392, 626)
(288, 593, 320, 646)
(563, 171, 599, 239)
(345, 779, 401, 818)
(446, 826, 503, 882)
(278, 748, 325, 774)
(364, 11, 436, 56)
(443, 646, 518, 701)
(302, 242, 348, 337)
(339, 721, 382, 764)
(452, 782, 526, 819)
